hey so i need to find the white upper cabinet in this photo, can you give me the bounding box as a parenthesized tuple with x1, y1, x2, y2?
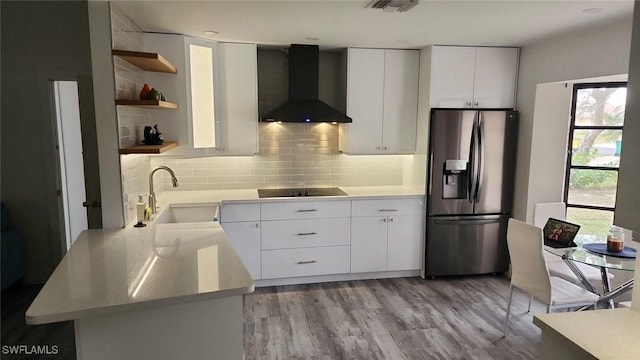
(382, 50, 420, 153)
(429, 46, 476, 108)
(216, 42, 258, 155)
(185, 37, 219, 149)
(429, 46, 519, 109)
(341, 48, 385, 154)
(340, 48, 419, 155)
(142, 34, 258, 156)
(185, 38, 259, 155)
(472, 47, 519, 109)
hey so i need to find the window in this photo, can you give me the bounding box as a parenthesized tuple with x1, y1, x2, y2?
(565, 82, 626, 236)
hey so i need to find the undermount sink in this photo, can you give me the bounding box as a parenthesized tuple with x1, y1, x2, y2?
(155, 204, 219, 224)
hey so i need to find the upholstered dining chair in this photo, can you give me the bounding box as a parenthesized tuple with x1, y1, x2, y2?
(532, 202, 612, 295)
(503, 219, 599, 337)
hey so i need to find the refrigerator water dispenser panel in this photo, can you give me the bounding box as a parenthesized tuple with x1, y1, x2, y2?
(443, 160, 468, 199)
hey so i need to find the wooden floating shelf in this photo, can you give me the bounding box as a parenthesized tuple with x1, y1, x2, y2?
(119, 141, 179, 155)
(112, 49, 178, 74)
(115, 99, 179, 109)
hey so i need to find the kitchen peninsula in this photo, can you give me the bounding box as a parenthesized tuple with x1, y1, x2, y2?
(26, 212, 254, 359)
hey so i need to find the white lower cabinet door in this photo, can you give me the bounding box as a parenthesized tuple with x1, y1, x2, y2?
(387, 215, 423, 271)
(220, 222, 261, 280)
(261, 246, 350, 279)
(351, 217, 388, 273)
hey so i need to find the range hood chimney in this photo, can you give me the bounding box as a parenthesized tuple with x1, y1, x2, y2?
(262, 44, 352, 123)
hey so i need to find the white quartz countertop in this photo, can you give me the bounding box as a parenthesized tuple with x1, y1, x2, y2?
(26, 223, 254, 325)
(534, 308, 640, 360)
(155, 185, 424, 207)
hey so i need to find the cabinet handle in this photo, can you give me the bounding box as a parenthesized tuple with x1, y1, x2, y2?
(474, 101, 479, 107)
(389, 218, 394, 223)
(296, 260, 317, 265)
(379, 209, 398, 212)
(297, 232, 317, 236)
(297, 209, 317, 212)
(376, 146, 381, 150)
(383, 146, 388, 151)
(382, 218, 387, 223)
(466, 101, 472, 107)
(254, 223, 259, 228)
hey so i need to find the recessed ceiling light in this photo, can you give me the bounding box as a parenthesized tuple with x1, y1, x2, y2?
(204, 30, 219, 35)
(306, 37, 320, 41)
(582, 8, 603, 14)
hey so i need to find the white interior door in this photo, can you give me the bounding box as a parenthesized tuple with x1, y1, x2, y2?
(54, 81, 88, 250)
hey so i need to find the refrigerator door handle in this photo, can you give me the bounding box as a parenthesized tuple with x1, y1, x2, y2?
(433, 218, 502, 225)
(476, 113, 485, 202)
(468, 118, 478, 203)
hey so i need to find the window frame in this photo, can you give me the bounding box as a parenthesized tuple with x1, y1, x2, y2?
(564, 81, 626, 214)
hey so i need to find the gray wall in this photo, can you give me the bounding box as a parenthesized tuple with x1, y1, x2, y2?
(616, 3, 640, 235)
(513, 16, 633, 222)
(1, 1, 97, 283)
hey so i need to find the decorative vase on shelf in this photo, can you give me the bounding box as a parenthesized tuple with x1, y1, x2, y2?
(139, 84, 152, 100)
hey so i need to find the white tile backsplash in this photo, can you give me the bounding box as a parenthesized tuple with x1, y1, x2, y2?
(120, 154, 149, 223)
(150, 123, 407, 191)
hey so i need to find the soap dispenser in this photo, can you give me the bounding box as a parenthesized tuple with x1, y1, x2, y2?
(134, 194, 147, 228)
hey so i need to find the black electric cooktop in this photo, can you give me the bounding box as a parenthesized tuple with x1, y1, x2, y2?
(257, 187, 348, 198)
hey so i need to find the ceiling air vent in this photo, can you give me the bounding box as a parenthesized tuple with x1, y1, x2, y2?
(367, 0, 419, 12)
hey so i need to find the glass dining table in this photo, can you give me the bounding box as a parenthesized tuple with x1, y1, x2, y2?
(545, 235, 636, 309)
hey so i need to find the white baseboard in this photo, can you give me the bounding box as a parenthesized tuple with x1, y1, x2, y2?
(255, 270, 420, 287)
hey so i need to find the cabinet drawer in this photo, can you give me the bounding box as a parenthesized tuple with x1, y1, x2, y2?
(220, 203, 260, 222)
(261, 246, 350, 279)
(261, 218, 350, 250)
(261, 201, 351, 220)
(352, 199, 424, 217)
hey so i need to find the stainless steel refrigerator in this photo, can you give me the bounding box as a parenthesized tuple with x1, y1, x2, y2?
(424, 109, 518, 277)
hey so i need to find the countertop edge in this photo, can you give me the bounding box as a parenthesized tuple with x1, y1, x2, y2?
(26, 281, 255, 325)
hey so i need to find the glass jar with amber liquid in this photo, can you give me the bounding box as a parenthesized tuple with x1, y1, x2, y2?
(607, 225, 625, 252)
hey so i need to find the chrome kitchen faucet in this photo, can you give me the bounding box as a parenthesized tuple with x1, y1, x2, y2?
(148, 166, 179, 214)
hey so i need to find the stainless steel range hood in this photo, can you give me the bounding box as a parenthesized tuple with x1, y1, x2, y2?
(261, 45, 352, 123)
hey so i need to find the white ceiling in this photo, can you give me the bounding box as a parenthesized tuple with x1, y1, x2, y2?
(114, 0, 634, 48)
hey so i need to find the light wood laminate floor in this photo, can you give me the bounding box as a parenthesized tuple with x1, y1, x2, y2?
(2, 276, 539, 359)
(244, 276, 539, 360)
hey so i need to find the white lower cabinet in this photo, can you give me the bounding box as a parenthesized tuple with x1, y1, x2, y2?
(220, 221, 261, 280)
(351, 217, 388, 273)
(351, 199, 424, 273)
(387, 215, 423, 271)
(222, 198, 423, 284)
(220, 203, 261, 280)
(262, 246, 351, 279)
